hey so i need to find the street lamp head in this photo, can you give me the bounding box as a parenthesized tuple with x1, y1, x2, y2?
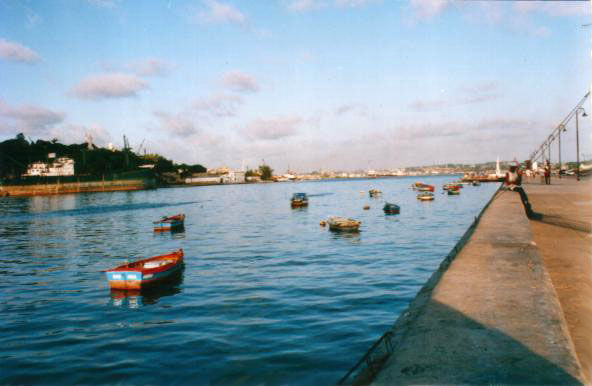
(577, 107, 587, 117)
(583, 111, 588, 117)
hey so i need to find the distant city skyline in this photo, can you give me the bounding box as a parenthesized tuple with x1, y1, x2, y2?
(0, 0, 590, 172)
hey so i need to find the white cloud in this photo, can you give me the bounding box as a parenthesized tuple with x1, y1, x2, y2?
(153, 111, 200, 138)
(334, 0, 382, 8)
(409, 0, 450, 20)
(242, 117, 302, 140)
(199, 0, 246, 24)
(335, 103, 369, 116)
(73, 73, 148, 100)
(0, 38, 40, 63)
(286, 0, 380, 12)
(287, 0, 326, 12)
(50, 123, 113, 146)
(410, 82, 500, 111)
(222, 70, 259, 93)
(0, 100, 65, 135)
(125, 58, 169, 77)
(193, 93, 243, 117)
(514, 1, 589, 17)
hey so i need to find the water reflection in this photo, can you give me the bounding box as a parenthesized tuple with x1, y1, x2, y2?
(153, 225, 186, 239)
(110, 269, 184, 308)
(329, 230, 361, 243)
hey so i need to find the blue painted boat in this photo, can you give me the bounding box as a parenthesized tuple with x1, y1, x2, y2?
(105, 249, 184, 290)
(153, 214, 185, 232)
(383, 202, 400, 214)
(291, 193, 309, 207)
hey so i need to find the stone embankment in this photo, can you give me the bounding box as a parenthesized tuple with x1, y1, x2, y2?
(0, 178, 156, 197)
(343, 177, 590, 385)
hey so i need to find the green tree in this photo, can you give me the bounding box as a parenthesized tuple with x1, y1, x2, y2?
(258, 164, 273, 180)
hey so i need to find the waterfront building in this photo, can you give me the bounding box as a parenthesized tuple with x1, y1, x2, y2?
(23, 157, 75, 177)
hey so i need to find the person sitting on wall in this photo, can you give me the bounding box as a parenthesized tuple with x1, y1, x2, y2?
(504, 163, 534, 218)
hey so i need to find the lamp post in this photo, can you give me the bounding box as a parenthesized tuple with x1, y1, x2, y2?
(558, 124, 565, 178)
(576, 107, 587, 181)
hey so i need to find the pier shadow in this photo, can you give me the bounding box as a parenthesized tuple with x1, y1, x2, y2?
(529, 212, 592, 234)
(345, 300, 582, 385)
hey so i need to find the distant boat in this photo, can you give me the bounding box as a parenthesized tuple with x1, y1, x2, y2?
(383, 202, 400, 214)
(153, 214, 185, 232)
(472, 181, 481, 186)
(291, 192, 309, 208)
(417, 185, 434, 192)
(105, 249, 184, 290)
(447, 189, 460, 195)
(327, 216, 361, 232)
(369, 189, 382, 197)
(417, 192, 435, 201)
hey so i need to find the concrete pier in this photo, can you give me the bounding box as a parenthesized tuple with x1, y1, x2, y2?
(356, 179, 589, 384)
(524, 176, 592, 383)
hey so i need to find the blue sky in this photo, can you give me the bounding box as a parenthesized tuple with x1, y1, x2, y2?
(0, 0, 590, 171)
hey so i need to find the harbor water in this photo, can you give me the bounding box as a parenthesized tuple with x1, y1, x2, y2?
(0, 176, 499, 385)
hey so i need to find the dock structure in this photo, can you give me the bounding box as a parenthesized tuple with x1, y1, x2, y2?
(524, 176, 592, 382)
(343, 177, 590, 385)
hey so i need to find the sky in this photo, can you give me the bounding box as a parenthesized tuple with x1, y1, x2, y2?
(0, 0, 590, 172)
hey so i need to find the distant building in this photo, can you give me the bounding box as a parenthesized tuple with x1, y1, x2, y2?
(23, 157, 75, 177)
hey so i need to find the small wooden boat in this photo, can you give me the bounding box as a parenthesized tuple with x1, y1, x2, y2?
(447, 189, 460, 195)
(105, 249, 184, 290)
(153, 214, 185, 232)
(291, 193, 309, 208)
(417, 185, 434, 192)
(417, 192, 435, 201)
(472, 181, 481, 186)
(327, 216, 361, 232)
(369, 189, 382, 197)
(443, 183, 460, 190)
(383, 202, 400, 214)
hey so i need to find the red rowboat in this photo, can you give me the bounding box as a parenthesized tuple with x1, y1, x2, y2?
(105, 249, 184, 290)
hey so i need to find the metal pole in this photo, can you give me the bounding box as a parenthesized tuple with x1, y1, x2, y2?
(558, 129, 561, 178)
(576, 111, 580, 181)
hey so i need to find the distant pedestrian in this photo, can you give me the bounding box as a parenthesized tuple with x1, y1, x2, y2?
(505, 164, 534, 218)
(544, 161, 551, 185)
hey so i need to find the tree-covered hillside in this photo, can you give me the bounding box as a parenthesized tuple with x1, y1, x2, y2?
(0, 133, 206, 179)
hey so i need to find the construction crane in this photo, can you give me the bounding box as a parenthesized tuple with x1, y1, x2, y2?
(136, 139, 146, 155)
(123, 135, 130, 169)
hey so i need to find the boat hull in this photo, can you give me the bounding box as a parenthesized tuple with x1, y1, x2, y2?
(105, 250, 184, 290)
(153, 221, 184, 232)
(291, 200, 308, 208)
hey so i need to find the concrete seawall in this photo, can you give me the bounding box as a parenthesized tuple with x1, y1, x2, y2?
(343, 187, 585, 384)
(0, 178, 156, 197)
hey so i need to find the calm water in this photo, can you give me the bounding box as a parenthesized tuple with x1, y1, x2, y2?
(0, 176, 499, 385)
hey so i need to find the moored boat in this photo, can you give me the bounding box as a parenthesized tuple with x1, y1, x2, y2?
(153, 214, 185, 232)
(472, 181, 481, 186)
(327, 216, 361, 232)
(383, 202, 400, 214)
(443, 183, 461, 191)
(105, 249, 184, 290)
(447, 188, 460, 195)
(369, 189, 382, 197)
(417, 185, 434, 192)
(417, 192, 434, 201)
(291, 193, 309, 207)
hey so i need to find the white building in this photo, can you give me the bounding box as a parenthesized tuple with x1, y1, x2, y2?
(23, 157, 75, 177)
